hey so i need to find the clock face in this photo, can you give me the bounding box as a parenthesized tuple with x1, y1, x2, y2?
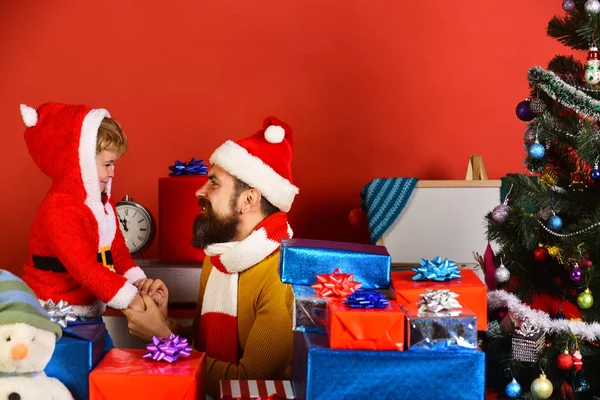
(116, 203, 153, 253)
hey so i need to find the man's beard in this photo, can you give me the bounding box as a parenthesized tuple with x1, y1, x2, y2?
(192, 197, 240, 249)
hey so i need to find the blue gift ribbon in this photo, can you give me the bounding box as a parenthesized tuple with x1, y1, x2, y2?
(412, 256, 461, 281)
(168, 158, 208, 176)
(344, 290, 389, 309)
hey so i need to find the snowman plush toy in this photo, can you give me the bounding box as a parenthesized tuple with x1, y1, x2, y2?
(0, 269, 72, 400)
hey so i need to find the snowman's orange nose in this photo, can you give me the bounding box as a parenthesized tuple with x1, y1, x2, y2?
(11, 343, 28, 360)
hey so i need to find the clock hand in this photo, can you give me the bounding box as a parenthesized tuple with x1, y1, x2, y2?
(119, 218, 129, 232)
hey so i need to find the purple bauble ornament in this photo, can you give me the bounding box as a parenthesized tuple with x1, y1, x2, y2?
(571, 267, 583, 281)
(524, 127, 535, 145)
(563, 0, 576, 12)
(516, 99, 536, 121)
(492, 204, 509, 223)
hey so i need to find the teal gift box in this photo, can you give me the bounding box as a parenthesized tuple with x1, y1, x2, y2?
(45, 322, 107, 400)
(279, 239, 391, 289)
(292, 332, 485, 400)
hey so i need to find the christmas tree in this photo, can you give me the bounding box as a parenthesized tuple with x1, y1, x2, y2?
(485, 1, 600, 399)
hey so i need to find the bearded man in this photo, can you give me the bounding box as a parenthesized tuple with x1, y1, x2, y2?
(124, 117, 299, 398)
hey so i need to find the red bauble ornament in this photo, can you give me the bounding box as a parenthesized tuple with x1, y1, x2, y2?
(580, 253, 593, 267)
(534, 247, 550, 262)
(557, 351, 574, 370)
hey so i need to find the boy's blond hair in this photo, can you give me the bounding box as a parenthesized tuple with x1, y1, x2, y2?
(97, 118, 128, 157)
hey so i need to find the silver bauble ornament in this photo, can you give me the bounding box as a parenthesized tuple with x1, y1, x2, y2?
(495, 263, 511, 283)
(537, 206, 553, 220)
(563, 0, 576, 12)
(524, 127, 535, 145)
(530, 98, 546, 114)
(492, 205, 509, 224)
(585, 0, 600, 14)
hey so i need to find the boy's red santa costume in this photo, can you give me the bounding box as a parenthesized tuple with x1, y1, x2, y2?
(20, 102, 146, 317)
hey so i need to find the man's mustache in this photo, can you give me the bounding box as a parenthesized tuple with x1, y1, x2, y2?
(198, 198, 211, 209)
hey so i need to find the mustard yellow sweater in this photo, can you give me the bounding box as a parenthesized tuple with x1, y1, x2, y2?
(170, 252, 294, 398)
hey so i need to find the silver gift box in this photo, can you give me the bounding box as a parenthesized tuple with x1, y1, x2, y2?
(292, 285, 329, 333)
(402, 304, 478, 349)
(511, 329, 545, 363)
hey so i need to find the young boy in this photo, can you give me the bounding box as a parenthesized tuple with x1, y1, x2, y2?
(20, 102, 165, 321)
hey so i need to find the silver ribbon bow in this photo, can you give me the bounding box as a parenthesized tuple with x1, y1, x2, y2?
(515, 321, 540, 337)
(43, 300, 77, 328)
(417, 289, 462, 315)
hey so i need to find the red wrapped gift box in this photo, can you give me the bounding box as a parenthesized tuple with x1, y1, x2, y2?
(391, 269, 487, 330)
(326, 299, 404, 350)
(89, 349, 205, 399)
(220, 380, 295, 399)
(158, 176, 207, 262)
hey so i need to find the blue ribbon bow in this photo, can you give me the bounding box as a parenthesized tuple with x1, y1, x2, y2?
(344, 290, 389, 309)
(412, 256, 461, 281)
(168, 158, 208, 176)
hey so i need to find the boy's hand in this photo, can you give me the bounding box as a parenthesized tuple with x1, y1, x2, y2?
(123, 295, 172, 342)
(128, 293, 146, 311)
(134, 278, 168, 318)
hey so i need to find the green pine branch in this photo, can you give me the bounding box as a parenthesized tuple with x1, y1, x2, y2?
(547, 4, 600, 50)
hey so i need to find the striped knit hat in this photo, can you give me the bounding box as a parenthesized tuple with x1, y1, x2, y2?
(0, 270, 62, 340)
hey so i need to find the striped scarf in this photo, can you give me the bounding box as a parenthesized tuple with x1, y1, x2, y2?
(198, 212, 292, 364)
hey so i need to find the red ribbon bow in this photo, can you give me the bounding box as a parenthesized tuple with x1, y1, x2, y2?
(311, 268, 362, 298)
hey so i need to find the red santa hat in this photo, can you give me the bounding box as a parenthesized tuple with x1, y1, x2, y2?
(20, 102, 116, 250)
(209, 116, 299, 212)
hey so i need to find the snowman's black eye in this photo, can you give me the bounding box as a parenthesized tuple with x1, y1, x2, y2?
(9, 392, 21, 400)
(5, 336, 10, 342)
(31, 336, 35, 342)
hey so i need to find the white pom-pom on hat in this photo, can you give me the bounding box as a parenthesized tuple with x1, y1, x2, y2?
(20, 104, 38, 127)
(264, 125, 285, 144)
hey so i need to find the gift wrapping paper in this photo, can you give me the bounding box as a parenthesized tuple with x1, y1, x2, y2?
(391, 269, 487, 330)
(292, 332, 485, 400)
(220, 380, 295, 399)
(292, 285, 328, 333)
(402, 304, 477, 349)
(158, 175, 208, 262)
(279, 239, 391, 289)
(89, 349, 205, 399)
(327, 299, 404, 351)
(45, 322, 107, 400)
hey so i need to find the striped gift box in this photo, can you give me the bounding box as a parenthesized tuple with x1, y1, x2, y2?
(219, 380, 295, 399)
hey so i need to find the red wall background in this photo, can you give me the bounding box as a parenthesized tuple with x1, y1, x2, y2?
(0, 1, 570, 274)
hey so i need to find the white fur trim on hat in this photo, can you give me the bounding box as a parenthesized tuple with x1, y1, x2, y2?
(20, 104, 38, 127)
(210, 140, 299, 212)
(79, 108, 118, 250)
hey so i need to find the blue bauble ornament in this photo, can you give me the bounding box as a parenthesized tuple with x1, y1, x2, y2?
(547, 215, 563, 231)
(591, 169, 600, 180)
(529, 143, 545, 159)
(516, 99, 536, 121)
(505, 378, 522, 398)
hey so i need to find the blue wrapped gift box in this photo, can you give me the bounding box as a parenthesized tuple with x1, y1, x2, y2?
(45, 322, 107, 400)
(279, 239, 391, 289)
(292, 332, 485, 400)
